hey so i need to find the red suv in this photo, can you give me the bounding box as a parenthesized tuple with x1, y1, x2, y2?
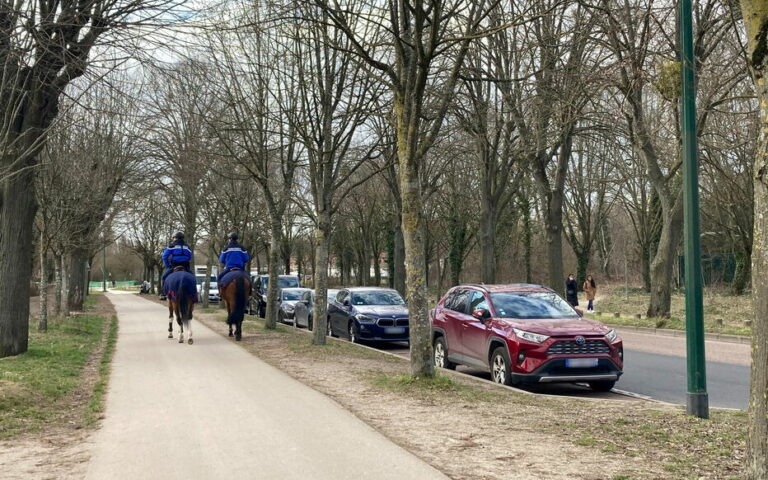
(430, 284, 623, 391)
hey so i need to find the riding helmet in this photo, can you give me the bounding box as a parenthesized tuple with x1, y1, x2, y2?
(228, 232, 238, 241)
(174, 232, 185, 241)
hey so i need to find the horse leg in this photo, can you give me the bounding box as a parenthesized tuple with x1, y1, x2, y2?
(235, 320, 242, 341)
(168, 310, 174, 339)
(186, 317, 193, 345)
(177, 311, 184, 344)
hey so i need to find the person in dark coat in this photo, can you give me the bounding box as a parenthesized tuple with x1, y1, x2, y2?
(217, 232, 250, 288)
(565, 273, 579, 307)
(161, 232, 194, 284)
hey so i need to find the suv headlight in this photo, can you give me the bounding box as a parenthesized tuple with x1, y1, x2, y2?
(513, 328, 549, 344)
(283, 304, 295, 312)
(355, 314, 376, 323)
(605, 329, 617, 343)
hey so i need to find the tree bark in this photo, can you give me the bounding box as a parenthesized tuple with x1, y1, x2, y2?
(66, 248, 88, 312)
(312, 212, 332, 345)
(39, 245, 48, 332)
(646, 199, 684, 318)
(741, 1, 768, 476)
(480, 196, 498, 284)
(0, 171, 36, 356)
(399, 160, 432, 377)
(393, 219, 406, 295)
(265, 217, 282, 329)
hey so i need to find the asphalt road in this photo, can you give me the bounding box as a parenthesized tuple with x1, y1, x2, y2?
(371, 328, 751, 410)
(617, 348, 749, 409)
(85, 292, 448, 480)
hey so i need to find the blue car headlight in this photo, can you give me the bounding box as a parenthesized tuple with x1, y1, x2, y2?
(355, 314, 376, 324)
(284, 304, 295, 313)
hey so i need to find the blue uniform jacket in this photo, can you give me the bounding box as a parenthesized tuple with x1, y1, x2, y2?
(162, 241, 193, 268)
(219, 242, 250, 270)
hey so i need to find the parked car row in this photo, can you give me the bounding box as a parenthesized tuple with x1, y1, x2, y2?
(247, 277, 624, 392)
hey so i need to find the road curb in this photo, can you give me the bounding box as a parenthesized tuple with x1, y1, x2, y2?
(608, 324, 751, 345)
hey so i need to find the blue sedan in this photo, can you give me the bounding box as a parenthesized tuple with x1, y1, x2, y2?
(327, 288, 410, 344)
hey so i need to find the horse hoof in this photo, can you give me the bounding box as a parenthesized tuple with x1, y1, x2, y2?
(235, 335, 242, 341)
(178, 338, 183, 344)
(188, 338, 194, 345)
(168, 333, 173, 339)
(228, 331, 234, 337)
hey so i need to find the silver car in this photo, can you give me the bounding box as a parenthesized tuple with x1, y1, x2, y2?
(294, 289, 340, 330)
(278, 287, 312, 324)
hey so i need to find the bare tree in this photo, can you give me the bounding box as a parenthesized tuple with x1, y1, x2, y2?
(316, 0, 496, 376)
(286, 2, 386, 345)
(35, 85, 140, 314)
(0, 0, 186, 357)
(204, 4, 300, 329)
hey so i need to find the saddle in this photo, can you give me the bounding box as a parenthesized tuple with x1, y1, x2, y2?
(172, 265, 186, 273)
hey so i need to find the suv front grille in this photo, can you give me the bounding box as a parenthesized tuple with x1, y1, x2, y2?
(547, 339, 610, 355)
(376, 317, 409, 327)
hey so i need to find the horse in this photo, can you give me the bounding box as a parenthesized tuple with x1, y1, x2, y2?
(164, 267, 198, 344)
(219, 270, 251, 341)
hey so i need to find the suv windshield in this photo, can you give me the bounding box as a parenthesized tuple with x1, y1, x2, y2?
(350, 291, 405, 306)
(490, 292, 578, 319)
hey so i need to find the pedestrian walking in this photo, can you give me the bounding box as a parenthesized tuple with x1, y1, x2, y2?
(565, 273, 578, 307)
(583, 274, 597, 312)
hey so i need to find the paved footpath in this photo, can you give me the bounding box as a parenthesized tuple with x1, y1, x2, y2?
(86, 292, 447, 480)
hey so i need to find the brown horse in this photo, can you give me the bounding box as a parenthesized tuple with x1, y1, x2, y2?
(219, 271, 251, 341)
(165, 267, 197, 344)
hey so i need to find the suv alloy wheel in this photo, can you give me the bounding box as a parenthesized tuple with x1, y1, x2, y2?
(491, 347, 513, 386)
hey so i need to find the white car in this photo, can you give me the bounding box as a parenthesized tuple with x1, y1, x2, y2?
(195, 275, 220, 303)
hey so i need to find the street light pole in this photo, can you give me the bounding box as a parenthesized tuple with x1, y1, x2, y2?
(680, 0, 708, 419)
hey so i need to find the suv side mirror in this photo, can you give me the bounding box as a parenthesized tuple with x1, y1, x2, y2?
(343, 298, 351, 307)
(472, 308, 491, 322)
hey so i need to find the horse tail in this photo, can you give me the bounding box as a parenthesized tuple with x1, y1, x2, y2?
(178, 283, 189, 320)
(233, 275, 247, 324)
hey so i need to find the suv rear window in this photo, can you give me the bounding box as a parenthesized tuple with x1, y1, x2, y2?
(490, 292, 578, 319)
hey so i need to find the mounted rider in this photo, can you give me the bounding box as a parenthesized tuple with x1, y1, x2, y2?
(218, 232, 250, 286)
(161, 232, 194, 285)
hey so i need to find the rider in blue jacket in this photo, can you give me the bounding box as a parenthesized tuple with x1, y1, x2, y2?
(162, 232, 194, 284)
(218, 232, 250, 283)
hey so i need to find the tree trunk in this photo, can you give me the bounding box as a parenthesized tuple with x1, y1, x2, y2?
(480, 198, 498, 284)
(265, 218, 282, 329)
(312, 212, 332, 345)
(398, 146, 432, 376)
(54, 254, 63, 316)
(39, 246, 48, 332)
(393, 220, 406, 295)
(520, 194, 533, 283)
(646, 201, 683, 318)
(732, 250, 751, 295)
(0, 171, 37, 356)
(742, 1, 768, 476)
(67, 248, 88, 312)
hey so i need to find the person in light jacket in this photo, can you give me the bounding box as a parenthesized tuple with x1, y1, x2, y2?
(583, 274, 597, 312)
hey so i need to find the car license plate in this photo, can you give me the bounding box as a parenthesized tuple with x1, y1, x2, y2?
(385, 327, 405, 334)
(565, 358, 598, 368)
